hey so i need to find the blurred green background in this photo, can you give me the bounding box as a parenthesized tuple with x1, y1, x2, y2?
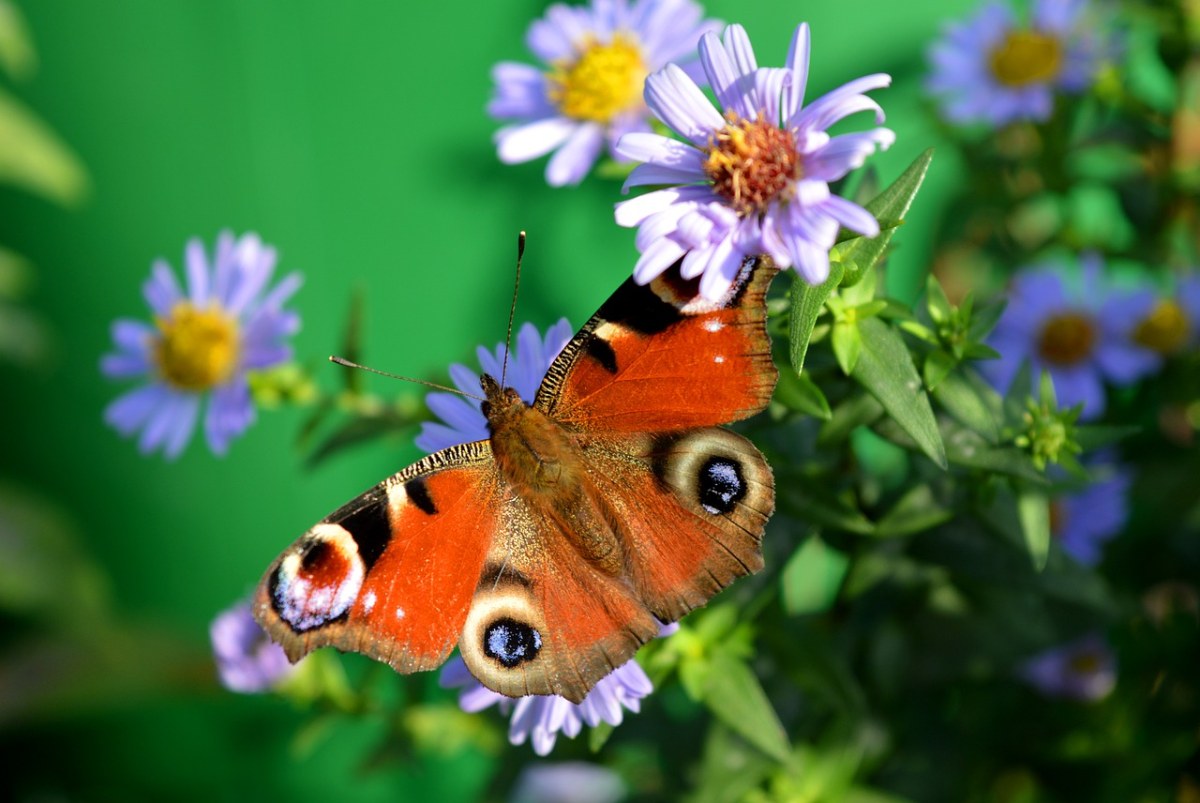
(0, 1, 973, 799)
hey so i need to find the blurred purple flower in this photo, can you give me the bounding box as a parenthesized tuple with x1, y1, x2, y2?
(416, 319, 573, 453)
(926, 0, 1106, 126)
(211, 600, 296, 693)
(1019, 634, 1116, 701)
(101, 232, 301, 459)
(1052, 456, 1131, 565)
(1131, 274, 1200, 358)
(441, 623, 677, 756)
(511, 762, 626, 803)
(490, 0, 721, 187)
(983, 255, 1157, 419)
(614, 22, 893, 300)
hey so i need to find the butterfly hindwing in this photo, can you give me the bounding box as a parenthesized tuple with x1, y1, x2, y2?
(254, 442, 499, 674)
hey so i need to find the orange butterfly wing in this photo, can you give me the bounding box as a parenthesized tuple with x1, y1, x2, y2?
(254, 443, 498, 674)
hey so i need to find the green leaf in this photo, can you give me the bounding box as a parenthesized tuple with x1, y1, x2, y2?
(967, 298, 1006, 342)
(874, 484, 953, 538)
(1016, 482, 1051, 570)
(781, 535, 849, 615)
(702, 649, 791, 763)
(1074, 424, 1140, 451)
(924, 274, 953, 325)
(778, 483, 876, 535)
(832, 319, 862, 375)
(774, 369, 832, 420)
(933, 368, 1003, 443)
(0, 1, 36, 81)
(833, 149, 934, 285)
(817, 391, 884, 445)
(0, 86, 88, 205)
(922, 349, 956, 391)
(306, 408, 418, 468)
(851, 317, 947, 468)
(788, 261, 843, 374)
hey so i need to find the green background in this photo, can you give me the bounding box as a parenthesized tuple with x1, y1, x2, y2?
(1, 1, 971, 799)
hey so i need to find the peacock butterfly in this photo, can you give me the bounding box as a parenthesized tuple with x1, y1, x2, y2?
(253, 255, 778, 703)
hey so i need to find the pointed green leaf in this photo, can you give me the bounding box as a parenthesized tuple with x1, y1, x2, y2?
(817, 392, 884, 445)
(778, 483, 876, 535)
(788, 262, 844, 373)
(874, 484, 953, 538)
(833, 149, 934, 285)
(0, 1, 36, 81)
(781, 535, 849, 615)
(0, 86, 88, 205)
(851, 317, 947, 468)
(933, 368, 1003, 443)
(832, 320, 862, 375)
(925, 275, 953, 325)
(922, 349, 956, 391)
(775, 369, 832, 420)
(702, 649, 791, 763)
(1016, 482, 1051, 570)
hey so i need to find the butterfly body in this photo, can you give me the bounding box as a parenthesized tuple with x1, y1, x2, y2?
(255, 257, 779, 703)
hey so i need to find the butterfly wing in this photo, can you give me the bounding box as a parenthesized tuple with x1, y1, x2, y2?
(536, 256, 779, 431)
(253, 442, 500, 674)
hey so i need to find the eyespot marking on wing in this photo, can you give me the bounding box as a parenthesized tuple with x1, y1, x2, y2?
(698, 456, 746, 515)
(483, 617, 543, 668)
(270, 523, 365, 633)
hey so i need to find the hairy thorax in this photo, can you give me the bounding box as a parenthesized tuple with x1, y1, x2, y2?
(480, 374, 622, 573)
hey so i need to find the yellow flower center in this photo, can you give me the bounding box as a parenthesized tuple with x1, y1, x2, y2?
(989, 30, 1063, 87)
(1038, 311, 1096, 366)
(154, 301, 239, 391)
(703, 112, 800, 217)
(547, 34, 647, 123)
(1068, 651, 1102, 674)
(1133, 299, 1190, 355)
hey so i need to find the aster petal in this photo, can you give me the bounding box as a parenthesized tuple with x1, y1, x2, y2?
(162, 393, 201, 459)
(227, 240, 279, 315)
(697, 239, 745, 300)
(489, 62, 553, 120)
(210, 231, 237, 304)
(792, 73, 892, 131)
(615, 132, 705, 173)
(448, 363, 484, 397)
(1049, 364, 1105, 419)
(615, 183, 714, 224)
(699, 26, 757, 120)
(643, 63, 725, 147)
(143, 258, 183, 317)
(104, 383, 170, 436)
(806, 129, 896, 181)
(101, 351, 151, 378)
(138, 389, 192, 457)
(631, 237, 687, 284)
(205, 377, 255, 455)
(258, 271, 303, 313)
(820, 195, 881, 238)
(546, 122, 605, 187)
(110, 318, 154, 354)
(185, 239, 210, 304)
(526, 16, 575, 62)
(782, 23, 811, 121)
(1034, 0, 1085, 34)
(1094, 342, 1159, 385)
(495, 117, 577, 164)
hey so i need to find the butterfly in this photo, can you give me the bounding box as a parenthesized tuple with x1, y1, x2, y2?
(253, 256, 778, 703)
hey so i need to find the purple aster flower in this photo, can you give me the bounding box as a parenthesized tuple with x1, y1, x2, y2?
(983, 255, 1158, 419)
(440, 623, 677, 756)
(211, 600, 296, 693)
(511, 763, 627, 803)
(926, 0, 1106, 127)
(1051, 455, 1131, 565)
(614, 22, 894, 300)
(1019, 634, 1116, 701)
(101, 232, 301, 459)
(490, 0, 721, 187)
(1130, 274, 1200, 358)
(415, 319, 573, 453)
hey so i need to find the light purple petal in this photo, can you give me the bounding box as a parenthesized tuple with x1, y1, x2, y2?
(495, 117, 577, 164)
(632, 237, 687, 284)
(104, 383, 169, 436)
(782, 23, 811, 121)
(185, 239, 210, 304)
(546, 122, 605, 186)
(615, 132, 705, 173)
(143, 258, 182, 317)
(643, 63, 725, 147)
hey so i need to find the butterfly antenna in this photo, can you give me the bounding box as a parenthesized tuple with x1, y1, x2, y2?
(328, 356, 484, 401)
(498, 231, 526, 389)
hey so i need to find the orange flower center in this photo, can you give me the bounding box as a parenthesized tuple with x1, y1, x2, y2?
(703, 112, 800, 217)
(1038, 312, 1096, 366)
(154, 301, 239, 391)
(547, 34, 647, 123)
(989, 29, 1063, 87)
(1133, 300, 1189, 355)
